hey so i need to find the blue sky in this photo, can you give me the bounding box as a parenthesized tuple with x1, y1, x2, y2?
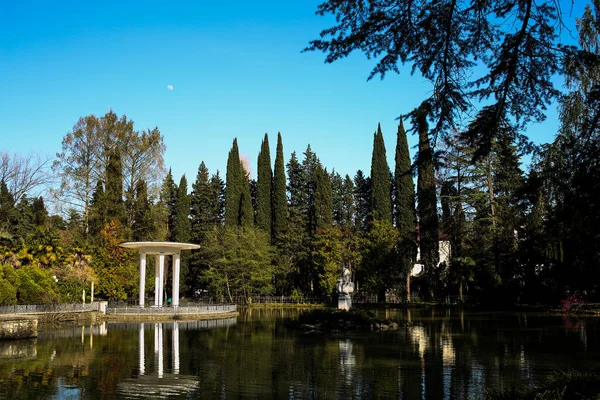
(0, 0, 585, 185)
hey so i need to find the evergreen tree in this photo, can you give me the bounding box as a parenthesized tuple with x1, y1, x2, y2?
(209, 171, 225, 225)
(190, 162, 212, 243)
(341, 174, 355, 230)
(132, 179, 153, 241)
(171, 175, 190, 243)
(256, 134, 272, 235)
(225, 138, 253, 227)
(0, 180, 18, 239)
(314, 166, 333, 230)
(415, 106, 439, 296)
(105, 149, 125, 223)
(225, 138, 243, 227)
(394, 120, 417, 301)
(88, 180, 107, 237)
(353, 170, 371, 230)
(272, 132, 287, 243)
(239, 164, 254, 227)
(172, 175, 191, 294)
(370, 123, 392, 222)
(331, 171, 344, 226)
(162, 169, 178, 239)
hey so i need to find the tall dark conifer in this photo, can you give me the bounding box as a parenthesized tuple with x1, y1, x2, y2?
(272, 132, 287, 242)
(209, 172, 225, 225)
(162, 169, 178, 238)
(171, 175, 190, 243)
(132, 179, 153, 241)
(370, 123, 392, 222)
(354, 170, 371, 230)
(341, 174, 355, 230)
(394, 119, 418, 300)
(225, 138, 243, 226)
(256, 134, 272, 235)
(415, 107, 440, 295)
(239, 162, 254, 227)
(190, 162, 212, 242)
(314, 166, 333, 230)
(88, 179, 106, 236)
(105, 149, 125, 223)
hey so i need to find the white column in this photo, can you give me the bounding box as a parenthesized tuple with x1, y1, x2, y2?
(139, 323, 145, 375)
(139, 252, 146, 307)
(158, 323, 164, 378)
(172, 252, 181, 308)
(158, 253, 165, 307)
(154, 255, 160, 306)
(173, 321, 180, 375)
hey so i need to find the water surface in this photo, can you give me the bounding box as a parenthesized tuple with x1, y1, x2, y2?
(0, 308, 598, 399)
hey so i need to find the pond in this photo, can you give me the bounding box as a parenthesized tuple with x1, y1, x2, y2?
(0, 308, 598, 399)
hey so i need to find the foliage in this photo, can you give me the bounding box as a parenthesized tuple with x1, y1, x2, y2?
(415, 106, 439, 296)
(561, 294, 585, 314)
(201, 226, 273, 302)
(370, 124, 392, 222)
(16, 265, 60, 304)
(394, 119, 417, 300)
(92, 220, 137, 301)
(272, 132, 287, 243)
(305, 0, 563, 153)
(256, 133, 272, 235)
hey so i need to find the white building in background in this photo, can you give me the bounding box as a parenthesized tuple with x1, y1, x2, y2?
(411, 232, 451, 277)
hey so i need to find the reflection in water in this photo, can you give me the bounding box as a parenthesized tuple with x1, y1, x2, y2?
(0, 310, 599, 399)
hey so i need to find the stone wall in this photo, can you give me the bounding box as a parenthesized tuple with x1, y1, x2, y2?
(0, 319, 37, 340)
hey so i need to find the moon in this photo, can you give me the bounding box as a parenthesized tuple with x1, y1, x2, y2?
(167, 85, 174, 91)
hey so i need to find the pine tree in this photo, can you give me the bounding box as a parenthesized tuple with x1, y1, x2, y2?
(394, 119, 417, 301)
(272, 132, 287, 243)
(225, 138, 242, 227)
(256, 134, 272, 235)
(370, 123, 392, 222)
(415, 107, 440, 296)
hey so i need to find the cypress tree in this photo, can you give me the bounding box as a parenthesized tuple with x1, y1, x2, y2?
(88, 179, 106, 236)
(415, 107, 439, 296)
(209, 171, 225, 225)
(370, 123, 392, 222)
(162, 169, 178, 238)
(341, 174, 355, 230)
(132, 179, 153, 241)
(171, 175, 190, 243)
(272, 132, 287, 242)
(256, 134, 272, 235)
(314, 166, 333, 230)
(394, 119, 418, 301)
(239, 161, 254, 227)
(0, 179, 18, 238)
(190, 162, 212, 243)
(105, 149, 125, 223)
(331, 171, 344, 226)
(354, 170, 371, 230)
(225, 138, 242, 226)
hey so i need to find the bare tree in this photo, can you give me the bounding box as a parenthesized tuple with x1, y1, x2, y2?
(0, 151, 55, 203)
